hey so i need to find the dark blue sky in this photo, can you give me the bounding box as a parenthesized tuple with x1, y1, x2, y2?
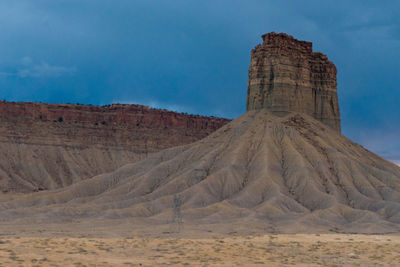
(0, 0, 399, 165)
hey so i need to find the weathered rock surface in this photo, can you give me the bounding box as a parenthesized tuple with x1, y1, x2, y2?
(247, 32, 341, 132)
(1, 110, 399, 233)
(0, 101, 229, 192)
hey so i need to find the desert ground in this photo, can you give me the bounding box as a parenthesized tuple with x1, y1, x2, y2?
(0, 233, 398, 266)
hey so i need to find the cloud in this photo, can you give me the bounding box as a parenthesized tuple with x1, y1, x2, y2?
(17, 62, 76, 78)
(115, 99, 195, 114)
(0, 72, 15, 77)
(0, 57, 76, 78)
(114, 98, 229, 117)
(352, 129, 400, 165)
(392, 160, 400, 167)
(20, 56, 33, 66)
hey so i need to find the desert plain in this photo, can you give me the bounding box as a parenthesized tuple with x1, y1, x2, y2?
(0, 232, 399, 266)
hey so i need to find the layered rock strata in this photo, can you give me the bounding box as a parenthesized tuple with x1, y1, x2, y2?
(0, 101, 229, 192)
(246, 32, 341, 132)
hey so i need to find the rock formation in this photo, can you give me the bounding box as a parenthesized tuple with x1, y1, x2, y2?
(247, 32, 341, 132)
(1, 110, 399, 233)
(0, 101, 229, 192)
(0, 33, 399, 235)
(0, 101, 228, 137)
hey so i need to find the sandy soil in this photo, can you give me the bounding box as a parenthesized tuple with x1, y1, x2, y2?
(0, 234, 398, 266)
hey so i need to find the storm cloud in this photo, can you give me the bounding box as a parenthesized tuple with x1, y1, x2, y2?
(0, 0, 399, 163)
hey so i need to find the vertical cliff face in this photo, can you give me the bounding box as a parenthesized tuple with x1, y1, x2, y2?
(246, 32, 341, 132)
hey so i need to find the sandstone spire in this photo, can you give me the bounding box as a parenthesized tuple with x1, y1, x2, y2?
(246, 32, 341, 132)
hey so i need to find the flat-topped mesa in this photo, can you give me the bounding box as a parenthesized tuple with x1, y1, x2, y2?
(0, 101, 230, 192)
(0, 100, 230, 153)
(247, 32, 341, 132)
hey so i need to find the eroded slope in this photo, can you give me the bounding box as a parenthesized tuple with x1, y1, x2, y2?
(0, 101, 229, 192)
(1, 110, 399, 233)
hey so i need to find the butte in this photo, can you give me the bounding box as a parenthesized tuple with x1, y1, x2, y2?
(0, 33, 399, 234)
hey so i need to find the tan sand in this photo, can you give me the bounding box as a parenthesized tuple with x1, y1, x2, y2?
(0, 234, 399, 266)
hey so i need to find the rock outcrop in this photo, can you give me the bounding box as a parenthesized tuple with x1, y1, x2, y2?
(0, 101, 229, 192)
(246, 32, 341, 132)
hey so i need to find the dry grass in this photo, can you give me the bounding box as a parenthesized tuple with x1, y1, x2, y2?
(0, 234, 398, 266)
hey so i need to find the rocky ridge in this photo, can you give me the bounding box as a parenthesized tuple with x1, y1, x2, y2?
(0, 101, 229, 192)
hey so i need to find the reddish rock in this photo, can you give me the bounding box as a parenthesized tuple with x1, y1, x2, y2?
(0, 101, 228, 132)
(0, 101, 230, 192)
(247, 32, 341, 132)
(0, 101, 229, 151)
